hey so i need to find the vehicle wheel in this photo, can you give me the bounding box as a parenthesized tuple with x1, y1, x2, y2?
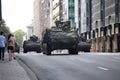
(43, 43, 47, 54)
(17, 51, 20, 53)
(23, 49, 27, 53)
(73, 49, 78, 54)
(46, 44, 51, 55)
(69, 48, 78, 55)
(37, 50, 41, 53)
(43, 43, 51, 55)
(84, 49, 90, 52)
(46, 47, 51, 55)
(68, 49, 73, 54)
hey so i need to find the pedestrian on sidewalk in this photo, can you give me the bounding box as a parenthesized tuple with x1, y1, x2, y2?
(0, 32, 6, 61)
(7, 34, 16, 61)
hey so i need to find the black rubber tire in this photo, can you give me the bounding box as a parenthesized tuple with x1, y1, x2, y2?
(23, 49, 27, 53)
(43, 43, 51, 55)
(43, 43, 47, 54)
(69, 49, 78, 55)
(46, 45, 51, 55)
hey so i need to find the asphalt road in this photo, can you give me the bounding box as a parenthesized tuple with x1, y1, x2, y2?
(17, 53, 120, 80)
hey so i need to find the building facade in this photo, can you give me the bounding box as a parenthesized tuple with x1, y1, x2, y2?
(33, 0, 41, 38)
(88, 0, 120, 52)
(81, 0, 87, 33)
(50, 0, 76, 29)
(51, 0, 61, 26)
(34, 0, 50, 39)
(75, 0, 91, 38)
(33, 0, 120, 52)
(76, 0, 120, 52)
(50, 0, 67, 26)
(67, 0, 76, 29)
(27, 25, 33, 40)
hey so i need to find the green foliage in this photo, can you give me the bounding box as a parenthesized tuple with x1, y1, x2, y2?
(0, 20, 10, 36)
(13, 29, 26, 47)
(0, 20, 26, 47)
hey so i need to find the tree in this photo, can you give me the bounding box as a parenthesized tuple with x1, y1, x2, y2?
(13, 29, 26, 47)
(0, 20, 10, 36)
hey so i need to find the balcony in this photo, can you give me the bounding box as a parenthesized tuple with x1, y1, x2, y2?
(52, 12, 59, 19)
(52, 2, 59, 10)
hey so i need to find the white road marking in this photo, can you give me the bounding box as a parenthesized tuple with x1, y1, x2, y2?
(76, 58, 92, 63)
(98, 67, 109, 71)
(69, 57, 92, 63)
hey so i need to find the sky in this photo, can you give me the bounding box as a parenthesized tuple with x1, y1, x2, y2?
(2, 0, 34, 32)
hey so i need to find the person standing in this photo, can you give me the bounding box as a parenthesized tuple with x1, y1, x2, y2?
(0, 32, 6, 61)
(7, 34, 16, 61)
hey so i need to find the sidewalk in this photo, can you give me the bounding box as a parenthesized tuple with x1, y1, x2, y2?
(0, 53, 30, 80)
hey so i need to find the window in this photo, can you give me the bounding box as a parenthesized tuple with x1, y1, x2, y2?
(108, 16, 111, 25)
(95, 21, 98, 28)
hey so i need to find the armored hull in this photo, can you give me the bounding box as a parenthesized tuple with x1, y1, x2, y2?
(23, 35, 41, 53)
(78, 42, 91, 52)
(42, 28, 79, 55)
(78, 36, 91, 52)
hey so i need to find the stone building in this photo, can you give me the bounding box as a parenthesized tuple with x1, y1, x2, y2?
(50, 0, 76, 29)
(33, 0, 50, 39)
(33, 0, 120, 52)
(76, 0, 120, 52)
(50, 0, 66, 26)
(27, 25, 33, 40)
(33, 0, 41, 38)
(86, 0, 120, 52)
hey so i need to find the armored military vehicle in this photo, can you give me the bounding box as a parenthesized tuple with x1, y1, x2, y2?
(23, 35, 41, 53)
(42, 21, 79, 55)
(78, 36, 91, 52)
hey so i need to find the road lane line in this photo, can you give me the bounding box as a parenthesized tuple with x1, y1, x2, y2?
(98, 67, 109, 71)
(76, 58, 92, 63)
(69, 57, 92, 63)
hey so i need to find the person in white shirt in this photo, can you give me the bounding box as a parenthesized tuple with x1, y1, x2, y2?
(0, 32, 6, 61)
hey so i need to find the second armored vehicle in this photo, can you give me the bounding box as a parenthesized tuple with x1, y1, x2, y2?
(78, 36, 91, 52)
(23, 35, 41, 53)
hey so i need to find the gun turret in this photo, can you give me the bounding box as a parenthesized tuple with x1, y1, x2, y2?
(55, 20, 71, 31)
